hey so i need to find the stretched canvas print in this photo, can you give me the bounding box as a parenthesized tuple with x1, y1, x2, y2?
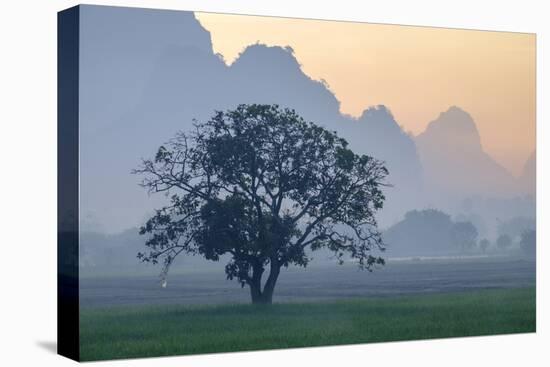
(58, 4, 536, 362)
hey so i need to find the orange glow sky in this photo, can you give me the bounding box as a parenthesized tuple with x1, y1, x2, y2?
(196, 12, 535, 176)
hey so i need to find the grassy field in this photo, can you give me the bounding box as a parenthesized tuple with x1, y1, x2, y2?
(80, 287, 535, 361)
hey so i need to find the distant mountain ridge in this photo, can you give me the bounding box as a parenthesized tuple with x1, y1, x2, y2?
(79, 7, 424, 231)
(519, 151, 536, 197)
(77, 6, 534, 234)
(415, 106, 518, 202)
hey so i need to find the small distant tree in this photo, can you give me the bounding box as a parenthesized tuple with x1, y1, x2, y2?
(479, 238, 490, 254)
(519, 229, 536, 257)
(496, 234, 512, 251)
(450, 221, 478, 252)
(456, 213, 487, 238)
(134, 104, 389, 304)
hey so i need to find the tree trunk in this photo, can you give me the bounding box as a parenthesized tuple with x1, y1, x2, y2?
(261, 260, 280, 304)
(248, 260, 281, 305)
(250, 283, 266, 304)
(249, 263, 264, 304)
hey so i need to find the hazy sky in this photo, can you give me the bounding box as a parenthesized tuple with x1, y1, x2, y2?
(196, 13, 535, 176)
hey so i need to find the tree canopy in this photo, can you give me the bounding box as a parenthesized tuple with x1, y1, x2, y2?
(383, 209, 454, 256)
(134, 104, 388, 303)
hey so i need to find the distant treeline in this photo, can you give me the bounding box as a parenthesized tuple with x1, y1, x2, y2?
(80, 208, 535, 274)
(383, 209, 535, 257)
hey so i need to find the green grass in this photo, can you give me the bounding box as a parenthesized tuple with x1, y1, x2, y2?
(80, 287, 535, 361)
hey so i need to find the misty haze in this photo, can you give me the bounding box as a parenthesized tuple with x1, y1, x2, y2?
(65, 5, 536, 361)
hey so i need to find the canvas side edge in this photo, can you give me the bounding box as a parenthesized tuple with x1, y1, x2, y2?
(57, 5, 80, 362)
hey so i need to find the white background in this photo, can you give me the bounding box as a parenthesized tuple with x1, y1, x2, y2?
(0, 0, 547, 365)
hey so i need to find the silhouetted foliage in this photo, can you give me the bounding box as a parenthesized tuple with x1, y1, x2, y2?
(496, 234, 513, 251)
(134, 104, 388, 304)
(450, 221, 478, 252)
(519, 229, 535, 257)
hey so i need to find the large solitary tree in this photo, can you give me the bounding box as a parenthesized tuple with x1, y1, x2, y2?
(134, 104, 388, 304)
